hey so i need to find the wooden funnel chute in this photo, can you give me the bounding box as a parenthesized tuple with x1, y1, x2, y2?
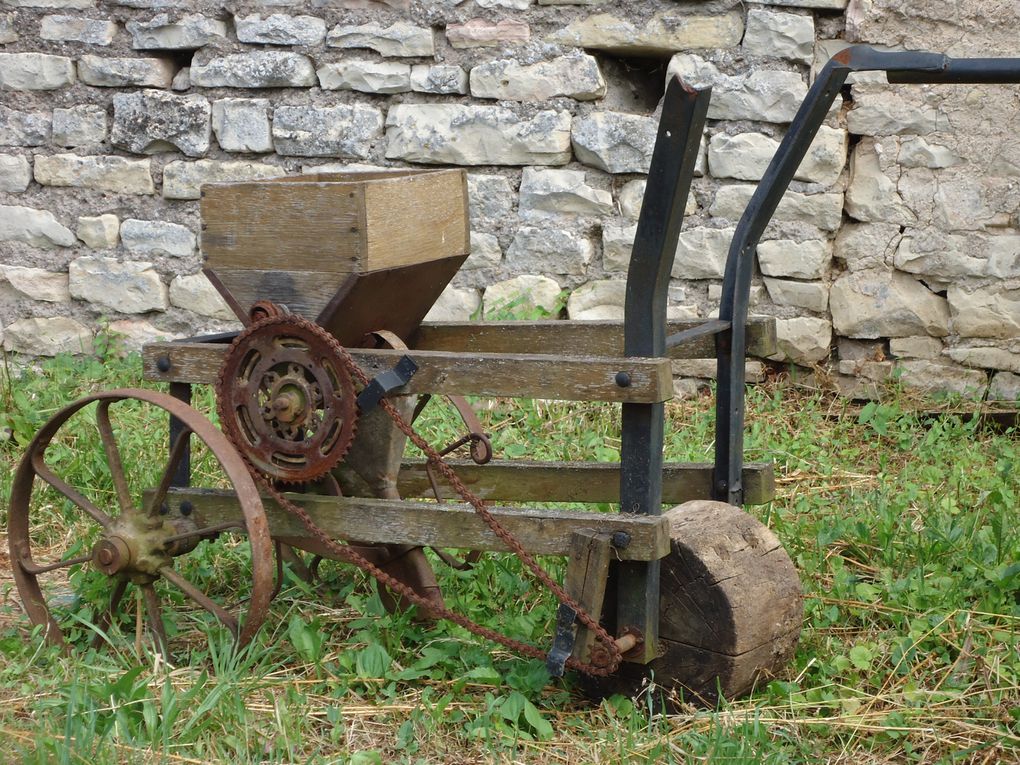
(200, 169, 470, 346)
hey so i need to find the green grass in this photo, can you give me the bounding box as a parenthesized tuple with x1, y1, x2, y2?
(0, 341, 1017, 764)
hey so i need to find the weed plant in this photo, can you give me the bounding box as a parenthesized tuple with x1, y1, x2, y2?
(0, 341, 1017, 764)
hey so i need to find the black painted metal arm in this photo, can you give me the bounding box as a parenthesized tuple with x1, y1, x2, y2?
(713, 45, 1020, 505)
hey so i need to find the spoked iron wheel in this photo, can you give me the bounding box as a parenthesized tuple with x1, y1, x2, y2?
(7, 389, 274, 655)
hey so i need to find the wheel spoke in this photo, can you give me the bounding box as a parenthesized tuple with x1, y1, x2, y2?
(96, 401, 134, 517)
(18, 552, 92, 575)
(146, 427, 192, 517)
(31, 452, 112, 528)
(141, 584, 169, 657)
(160, 566, 238, 638)
(90, 578, 128, 650)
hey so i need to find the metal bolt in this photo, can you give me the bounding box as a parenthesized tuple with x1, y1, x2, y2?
(156, 355, 172, 373)
(97, 547, 115, 566)
(611, 531, 631, 549)
(180, 501, 193, 517)
(615, 371, 632, 388)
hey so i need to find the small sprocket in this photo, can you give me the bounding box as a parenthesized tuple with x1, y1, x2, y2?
(217, 314, 358, 484)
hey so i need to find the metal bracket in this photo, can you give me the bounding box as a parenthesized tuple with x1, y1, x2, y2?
(356, 355, 418, 413)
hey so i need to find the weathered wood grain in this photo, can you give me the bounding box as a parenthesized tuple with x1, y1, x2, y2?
(166, 488, 672, 561)
(142, 344, 674, 403)
(397, 460, 776, 505)
(565, 530, 613, 664)
(410, 317, 777, 359)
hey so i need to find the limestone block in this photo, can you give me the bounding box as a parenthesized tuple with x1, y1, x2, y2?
(3, 317, 93, 357)
(470, 53, 606, 102)
(446, 19, 529, 49)
(834, 222, 901, 272)
(947, 345, 1020, 374)
(838, 358, 893, 382)
(35, 154, 154, 195)
(467, 173, 515, 228)
(896, 360, 987, 400)
(505, 226, 593, 275)
(191, 52, 316, 88)
(0, 53, 74, 91)
(798, 125, 848, 186)
(386, 105, 571, 166)
(548, 11, 743, 55)
(846, 84, 944, 136)
(70, 256, 168, 314)
(753, 0, 846, 7)
(0, 204, 76, 247)
(830, 270, 950, 338)
(318, 61, 411, 94)
(0, 13, 17, 43)
(112, 90, 211, 157)
(162, 159, 285, 200)
(987, 371, 1020, 401)
(78, 55, 174, 88)
(106, 319, 176, 351)
(169, 273, 234, 320)
(0, 107, 50, 146)
(711, 185, 843, 231)
(743, 8, 813, 63)
(898, 136, 961, 169)
(708, 132, 777, 181)
(0, 265, 69, 302)
(462, 232, 502, 270)
(410, 65, 468, 95)
(126, 14, 226, 48)
(889, 336, 942, 359)
(602, 223, 636, 272)
(327, 21, 434, 56)
(52, 105, 107, 147)
(424, 285, 481, 321)
(120, 219, 195, 258)
(77, 214, 119, 248)
(172, 68, 190, 91)
(845, 141, 916, 225)
(618, 181, 645, 219)
(273, 104, 383, 158)
(0, 154, 31, 192)
(518, 167, 612, 219)
(567, 280, 626, 320)
(932, 178, 1002, 232)
(892, 229, 996, 279)
(483, 274, 561, 317)
(235, 14, 326, 46)
(668, 55, 806, 123)
(40, 15, 116, 45)
(763, 277, 829, 312)
(477, 0, 531, 7)
(772, 316, 832, 364)
(212, 99, 273, 153)
(948, 285, 1020, 339)
(571, 112, 655, 174)
(757, 239, 830, 279)
(838, 337, 884, 362)
(672, 227, 735, 279)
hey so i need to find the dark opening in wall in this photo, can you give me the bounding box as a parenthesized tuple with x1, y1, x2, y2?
(593, 53, 669, 114)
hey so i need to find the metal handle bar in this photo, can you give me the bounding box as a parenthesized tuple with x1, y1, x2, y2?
(713, 45, 1020, 505)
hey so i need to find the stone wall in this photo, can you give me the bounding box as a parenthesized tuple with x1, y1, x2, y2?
(1, 0, 1019, 399)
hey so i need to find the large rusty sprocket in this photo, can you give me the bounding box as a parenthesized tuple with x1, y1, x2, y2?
(217, 315, 358, 484)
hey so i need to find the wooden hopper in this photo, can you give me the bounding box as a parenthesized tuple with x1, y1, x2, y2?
(200, 169, 470, 346)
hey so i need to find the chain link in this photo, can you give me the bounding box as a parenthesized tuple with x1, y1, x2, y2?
(217, 311, 623, 676)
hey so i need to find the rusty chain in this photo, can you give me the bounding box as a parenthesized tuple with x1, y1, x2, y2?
(216, 310, 623, 676)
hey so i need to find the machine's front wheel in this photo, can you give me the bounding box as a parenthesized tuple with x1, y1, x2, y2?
(587, 500, 802, 707)
(7, 390, 275, 655)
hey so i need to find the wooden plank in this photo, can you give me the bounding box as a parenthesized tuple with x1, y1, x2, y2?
(165, 488, 673, 561)
(411, 317, 778, 359)
(204, 268, 351, 321)
(142, 344, 674, 403)
(363, 171, 469, 271)
(396, 460, 776, 505)
(565, 531, 613, 664)
(201, 181, 364, 273)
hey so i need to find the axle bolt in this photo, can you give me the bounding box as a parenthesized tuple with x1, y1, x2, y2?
(92, 536, 131, 575)
(180, 501, 194, 517)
